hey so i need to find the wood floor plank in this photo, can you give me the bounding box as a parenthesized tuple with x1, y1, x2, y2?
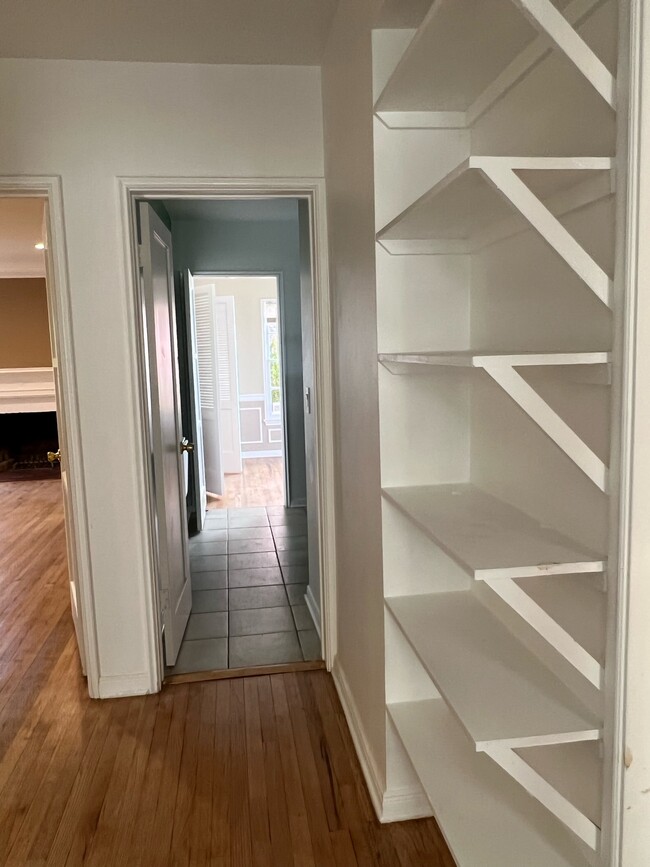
(0, 479, 454, 866)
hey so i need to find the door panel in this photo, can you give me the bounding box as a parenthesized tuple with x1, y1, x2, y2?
(298, 199, 321, 626)
(42, 201, 87, 673)
(193, 282, 224, 496)
(139, 203, 191, 666)
(214, 295, 242, 475)
(187, 270, 209, 521)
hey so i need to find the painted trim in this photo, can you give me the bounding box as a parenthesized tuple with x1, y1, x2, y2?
(332, 659, 385, 820)
(241, 449, 283, 459)
(98, 671, 154, 699)
(239, 405, 264, 444)
(305, 584, 321, 639)
(239, 392, 266, 402)
(0, 366, 56, 413)
(0, 267, 46, 279)
(381, 785, 433, 823)
(118, 176, 337, 691)
(0, 177, 100, 697)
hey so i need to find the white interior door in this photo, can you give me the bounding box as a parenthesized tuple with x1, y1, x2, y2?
(42, 201, 87, 674)
(298, 200, 321, 626)
(187, 270, 209, 523)
(214, 294, 242, 475)
(139, 202, 191, 666)
(193, 282, 224, 496)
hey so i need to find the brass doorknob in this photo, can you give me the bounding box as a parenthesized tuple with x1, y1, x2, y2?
(180, 438, 194, 454)
(47, 449, 61, 465)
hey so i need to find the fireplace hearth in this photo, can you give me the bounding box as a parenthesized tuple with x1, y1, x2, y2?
(0, 411, 60, 481)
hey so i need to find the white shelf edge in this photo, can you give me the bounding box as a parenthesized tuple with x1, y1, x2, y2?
(373, 0, 614, 121)
(385, 592, 602, 751)
(378, 350, 611, 368)
(388, 699, 596, 867)
(381, 484, 606, 581)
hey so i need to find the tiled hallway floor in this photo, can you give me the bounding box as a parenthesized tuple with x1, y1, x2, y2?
(170, 506, 321, 674)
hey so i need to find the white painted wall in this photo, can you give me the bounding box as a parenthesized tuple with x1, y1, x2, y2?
(0, 58, 323, 696)
(321, 0, 389, 791)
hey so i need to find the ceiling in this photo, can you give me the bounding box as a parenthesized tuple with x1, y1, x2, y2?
(164, 198, 299, 223)
(0, 199, 46, 279)
(0, 0, 339, 65)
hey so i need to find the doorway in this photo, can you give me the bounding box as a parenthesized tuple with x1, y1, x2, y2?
(0, 191, 90, 686)
(124, 183, 336, 685)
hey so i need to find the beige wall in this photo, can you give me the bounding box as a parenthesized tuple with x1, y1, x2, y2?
(0, 278, 52, 368)
(321, 0, 387, 785)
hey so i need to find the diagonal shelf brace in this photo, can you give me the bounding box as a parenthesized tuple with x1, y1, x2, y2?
(513, 0, 616, 109)
(481, 361, 609, 493)
(484, 577, 603, 687)
(479, 163, 613, 308)
(485, 744, 601, 850)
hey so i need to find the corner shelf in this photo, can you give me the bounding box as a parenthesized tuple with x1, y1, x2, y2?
(388, 699, 592, 867)
(374, 0, 615, 129)
(378, 349, 610, 371)
(382, 484, 605, 580)
(377, 156, 614, 308)
(386, 590, 601, 750)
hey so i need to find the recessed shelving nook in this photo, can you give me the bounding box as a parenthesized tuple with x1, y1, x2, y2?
(373, 0, 620, 865)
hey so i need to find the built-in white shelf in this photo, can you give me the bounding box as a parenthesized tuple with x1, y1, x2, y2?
(382, 484, 605, 580)
(377, 156, 613, 309)
(386, 590, 601, 750)
(379, 350, 610, 372)
(374, 0, 615, 128)
(388, 699, 592, 867)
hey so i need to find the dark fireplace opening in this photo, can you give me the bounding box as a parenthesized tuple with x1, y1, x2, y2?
(0, 412, 61, 481)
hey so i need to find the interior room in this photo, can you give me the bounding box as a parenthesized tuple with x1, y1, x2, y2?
(143, 198, 322, 677)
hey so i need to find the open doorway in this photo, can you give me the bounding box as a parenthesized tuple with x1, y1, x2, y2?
(0, 194, 87, 684)
(129, 190, 332, 682)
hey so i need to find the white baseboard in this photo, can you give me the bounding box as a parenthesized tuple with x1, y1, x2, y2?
(332, 658, 385, 820)
(242, 450, 283, 459)
(332, 658, 433, 824)
(98, 671, 154, 698)
(381, 784, 433, 823)
(305, 584, 321, 638)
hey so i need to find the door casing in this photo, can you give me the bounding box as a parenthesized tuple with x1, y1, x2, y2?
(0, 177, 100, 696)
(119, 178, 337, 686)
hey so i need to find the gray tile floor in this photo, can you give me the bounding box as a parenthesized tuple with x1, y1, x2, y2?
(170, 506, 321, 674)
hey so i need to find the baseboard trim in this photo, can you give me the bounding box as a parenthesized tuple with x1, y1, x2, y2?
(242, 450, 282, 459)
(98, 672, 154, 698)
(381, 784, 433, 823)
(332, 658, 385, 821)
(305, 584, 321, 638)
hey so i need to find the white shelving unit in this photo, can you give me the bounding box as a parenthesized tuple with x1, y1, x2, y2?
(373, 0, 619, 863)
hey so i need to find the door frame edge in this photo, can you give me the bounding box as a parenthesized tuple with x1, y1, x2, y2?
(0, 176, 101, 697)
(118, 176, 338, 689)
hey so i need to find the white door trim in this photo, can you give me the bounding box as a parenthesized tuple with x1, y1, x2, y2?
(118, 177, 337, 685)
(0, 176, 100, 697)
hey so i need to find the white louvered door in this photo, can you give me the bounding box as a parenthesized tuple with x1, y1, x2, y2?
(213, 295, 242, 474)
(187, 270, 209, 518)
(193, 284, 225, 495)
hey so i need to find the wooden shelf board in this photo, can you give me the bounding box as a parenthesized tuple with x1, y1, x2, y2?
(379, 350, 611, 370)
(386, 591, 601, 749)
(389, 699, 592, 867)
(517, 573, 607, 664)
(376, 156, 612, 254)
(382, 483, 605, 580)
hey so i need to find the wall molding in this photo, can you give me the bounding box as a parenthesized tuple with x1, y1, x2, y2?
(305, 583, 321, 638)
(0, 366, 55, 413)
(381, 784, 433, 823)
(241, 449, 282, 458)
(98, 671, 154, 699)
(239, 392, 265, 402)
(332, 658, 385, 820)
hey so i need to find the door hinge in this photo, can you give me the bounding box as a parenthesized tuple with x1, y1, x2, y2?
(137, 244, 145, 268)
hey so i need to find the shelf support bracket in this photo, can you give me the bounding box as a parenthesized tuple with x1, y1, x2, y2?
(483, 577, 603, 687)
(481, 361, 609, 492)
(513, 0, 616, 108)
(480, 164, 612, 307)
(484, 744, 600, 850)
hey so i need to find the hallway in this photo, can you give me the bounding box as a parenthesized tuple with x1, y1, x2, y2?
(0, 479, 453, 865)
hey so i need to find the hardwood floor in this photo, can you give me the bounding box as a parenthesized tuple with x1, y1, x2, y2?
(208, 457, 285, 509)
(0, 479, 454, 866)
